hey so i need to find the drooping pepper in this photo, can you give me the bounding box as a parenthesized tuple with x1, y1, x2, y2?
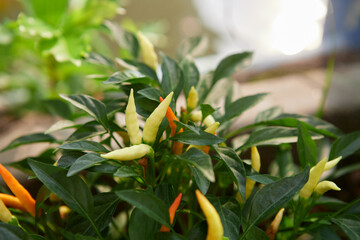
(299, 158, 327, 199)
(266, 208, 285, 240)
(324, 156, 342, 171)
(160, 193, 183, 232)
(0, 198, 12, 223)
(125, 89, 142, 145)
(195, 189, 224, 240)
(187, 86, 199, 111)
(143, 92, 173, 145)
(245, 146, 261, 199)
(159, 96, 184, 155)
(137, 31, 158, 70)
(0, 193, 27, 212)
(101, 144, 153, 161)
(0, 164, 36, 216)
(314, 180, 341, 195)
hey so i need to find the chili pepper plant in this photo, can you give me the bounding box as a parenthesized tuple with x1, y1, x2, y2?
(1, 33, 360, 240)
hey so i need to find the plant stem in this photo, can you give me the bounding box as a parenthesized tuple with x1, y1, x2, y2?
(110, 131, 123, 148)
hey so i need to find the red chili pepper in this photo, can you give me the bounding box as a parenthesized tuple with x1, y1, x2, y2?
(160, 193, 183, 232)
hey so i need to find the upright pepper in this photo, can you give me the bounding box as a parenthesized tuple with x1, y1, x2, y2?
(125, 89, 142, 145)
(143, 92, 173, 145)
(187, 86, 199, 111)
(245, 146, 261, 199)
(299, 158, 327, 199)
(195, 190, 224, 240)
(0, 198, 12, 223)
(0, 164, 35, 216)
(266, 208, 285, 240)
(160, 193, 183, 232)
(0, 193, 27, 212)
(101, 144, 153, 161)
(160, 96, 184, 155)
(324, 156, 342, 171)
(137, 31, 158, 70)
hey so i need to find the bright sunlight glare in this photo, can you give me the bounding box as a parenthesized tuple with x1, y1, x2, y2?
(271, 0, 328, 55)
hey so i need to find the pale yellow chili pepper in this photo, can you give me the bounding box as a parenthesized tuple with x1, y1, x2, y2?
(324, 156, 342, 171)
(299, 158, 327, 199)
(245, 146, 261, 199)
(101, 144, 153, 161)
(187, 86, 199, 111)
(143, 92, 173, 144)
(266, 208, 285, 240)
(137, 31, 158, 70)
(195, 190, 224, 240)
(125, 89, 142, 145)
(190, 111, 216, 127)
(314, 180, 341, 195)
(0, 198, 12, 223)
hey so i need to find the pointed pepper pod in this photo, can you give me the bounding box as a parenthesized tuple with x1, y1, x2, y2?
(195, 190, 224, 240)
(314, 180, 341, 195)
(143, 92, 173, 145)
(266, 208, 285, 240)
(324, 156, 342, 171)
(187, 86, 199, 110)
(299, 158, 327, 199)
(190, 111, 216, 127)
(160, 96, 184, 155)
(245, 146, 261, 199)
(160, 193, 183, 232)
(137, 31, 158, 70)
(0, 164, 36, 216)
(101, 144, 153, 161)
(125, 89, 142, 145)
(0, 199, 12, 223)
(0, 193, 27, 212)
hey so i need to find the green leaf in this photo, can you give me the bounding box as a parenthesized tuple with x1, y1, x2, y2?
(242, 167, 309, 238)
(1, 133, 56, 153)
(177, 36, 206, 59)
(247, 173, 279, 185)
(331, 215, 360, 240)
(129, 208, 160, 240)
(297, 121, 317, 168)
(214, 146, 246, 200)
(138, 87, 164, 102)
(114, 166, 140, 178)
(329, 131, 360, 160)
(200, 104, 216, 122)
(255, 106, 283, 123)
(187, 221, 207, 240)
(221, 93, 268, 123)
(57, 150, 85, 168)
(28, 160, 95, 228)
(174, 121, 200, 135)
(67, 121, 106, 142)
(43, 99, 72, 119)
(210, 199, 241, 240)
(0, 222, 28, 240)
(125, 60, 159, 83)
(243, 226, 270, 240)
(60, 94, 108, 130)
(180, 57, 200, 97)
(45, 120, 79, 134)
(67, 153, 106, 177)
(58, 141, 109, 153)
(66, 192, 119, 236)
(171, 130, 225, 145)
(153, 232, 187, 240)
(212, 52, 252, 86)
(160, 53, 184, 100)
(188, 165, 210, 194)
(238, 127, 323, 150)
(116, 189, 170, 228)
(179, 148, 215, 182)
(331, 163, 360, 179)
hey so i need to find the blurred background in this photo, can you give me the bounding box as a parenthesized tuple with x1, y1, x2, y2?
(0, 0, 360, 198)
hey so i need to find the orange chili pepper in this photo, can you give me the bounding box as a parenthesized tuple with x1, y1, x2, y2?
(0, 193, 27, 212)
(159, 97, 184, 155)
(0, 164, 36, 216)
(160, 192, 183, 232)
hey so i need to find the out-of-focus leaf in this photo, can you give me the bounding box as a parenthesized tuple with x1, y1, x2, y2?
(297, 121, 317, 168)
(116, 189, 170, 228)
(160, 53, 184, 100)
(200, 104, 216, 122)
(177, 36, 207, 59)
(1, 133, 56, 153)
(114, 166, 140, 178)
(214, 146, 246, 200)
(129, 208, 160, 240)
(331, 215, 360, 240)
(43, 99, 71, 119)
(187, 221, 207, 240)
(138, 87, 164, 102)
(60, 94, 108, 129)
(329, 131, 360, 160)
(66, 121, 106, 142)
(0, 223, 28, 240)
(103, 70, 157, 86)
(180, 57, 200, 97)
(45, 120, 79, 134)
(255, 106, 283, 123)
(153, 232, 186, 240)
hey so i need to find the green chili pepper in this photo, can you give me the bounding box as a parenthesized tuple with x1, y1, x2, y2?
(101, 144, 153, 161)
(125, 89, 142, 145)
(142, 92, 173, 144)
